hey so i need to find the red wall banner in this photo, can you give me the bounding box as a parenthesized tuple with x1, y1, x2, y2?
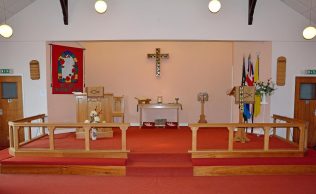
(51, 44, 84, 94)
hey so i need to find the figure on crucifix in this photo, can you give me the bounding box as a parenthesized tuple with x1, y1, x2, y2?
(147, 48, 169, 77)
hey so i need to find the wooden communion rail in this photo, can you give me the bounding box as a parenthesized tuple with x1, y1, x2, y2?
(8, 114, 130, 158)
(8, 114, 307, 159)
(189, 114, 308, 158)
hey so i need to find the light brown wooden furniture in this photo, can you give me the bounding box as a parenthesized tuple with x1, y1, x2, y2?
(8, 115, 130, 159)
(74, 93, 114, 139)
(276, 56, 286, 86)
(112, 96, 125, 123)
(229, 86, 255, 143)
(138, 103, 182, 128)
(189, 115, 307, 158)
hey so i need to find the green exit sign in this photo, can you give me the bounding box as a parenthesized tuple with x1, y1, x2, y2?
(305, 69, 316, 74)
(0, 69, 13, 74)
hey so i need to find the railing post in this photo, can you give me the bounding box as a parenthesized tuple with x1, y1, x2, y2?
(273, 118, 276, 136)
(28, 126, 32, 141)
(305, 124, 308, 149)
(41, 117, 45, 135)
(191, 127, 198, 152)
(120, 125, 128, 151)
(228, 127, 234, 151)
(8, 123, 13, 148)
(298, 125, 305, 151)
(264, 127, 270, 151)
(48, 127, 55, 150)
(286, 127, 290, 141)
(13, 126, 20, 150)
(84, 126, 90, 151)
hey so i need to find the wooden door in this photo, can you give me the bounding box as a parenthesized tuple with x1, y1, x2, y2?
(294, 77, 316, 148)
(0, 76, 23, 149)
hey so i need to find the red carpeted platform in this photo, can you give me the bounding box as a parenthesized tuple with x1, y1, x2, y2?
(1, 156, 126, 166)
(1, 127, 316, 176)
(192, 149, 316, 166)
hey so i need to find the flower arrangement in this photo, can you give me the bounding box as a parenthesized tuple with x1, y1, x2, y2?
(89, 110, 101, 123)
(255, 79, 276, 96)
(84, 107, 103, 141)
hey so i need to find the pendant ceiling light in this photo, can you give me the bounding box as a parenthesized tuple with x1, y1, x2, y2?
(0, 0, 13, 38)
(208, 0, 221, 13)
(95, 0, 107, 14)
(303, 0, 316, 40)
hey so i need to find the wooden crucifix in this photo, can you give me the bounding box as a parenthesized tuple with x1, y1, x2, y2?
(147, 48, 169, 77)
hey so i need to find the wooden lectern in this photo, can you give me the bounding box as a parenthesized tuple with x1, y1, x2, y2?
(228, 86, 255, 143)
(74, 87, 114, 139)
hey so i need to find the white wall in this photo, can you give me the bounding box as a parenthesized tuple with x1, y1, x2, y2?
(0, 0, 315, 122)
(0, 41, 47, 117)
(271, 42, 316, 118)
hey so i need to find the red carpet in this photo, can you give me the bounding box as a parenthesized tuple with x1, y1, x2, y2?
(193, 149, 316, 166)
(1, 156, 126, 166)
(0, 174, 316, 194)
(20, 127, 297, 152)
(0, 148, 12, 161)
(127, 153, 193, 176)
(2, 127, 315, 177)
(1, 128, 316, 193)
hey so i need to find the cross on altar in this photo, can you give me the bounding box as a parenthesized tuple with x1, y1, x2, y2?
(147, 48, 169, 77)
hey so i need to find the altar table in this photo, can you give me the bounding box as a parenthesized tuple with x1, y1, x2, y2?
(137, 103, 182, 128)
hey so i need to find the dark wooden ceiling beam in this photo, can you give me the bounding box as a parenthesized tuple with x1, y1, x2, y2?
(60, 0, 68, 25)
(248, 0, 257, 25)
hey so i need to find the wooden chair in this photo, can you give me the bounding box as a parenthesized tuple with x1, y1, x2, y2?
(112, 96, 125, 123)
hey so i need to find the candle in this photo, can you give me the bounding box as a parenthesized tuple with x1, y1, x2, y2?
(157, 96, 163, 103)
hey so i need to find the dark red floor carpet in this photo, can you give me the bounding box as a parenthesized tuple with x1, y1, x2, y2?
(127, 153, 193, 176)
(1, 127, 316, 193)
(21, 127, 297, 153)
(0, 148, 11, 161)
(1, 174, 316, 194)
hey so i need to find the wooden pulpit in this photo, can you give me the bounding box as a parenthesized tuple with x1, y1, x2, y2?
(229, 86, 255, 143)
(74, 87, 114, 139)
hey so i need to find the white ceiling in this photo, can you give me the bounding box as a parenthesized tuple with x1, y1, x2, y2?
(0, 0, 36, 23)
(0, 0, 315, 25)
(281, 0, 316, 24)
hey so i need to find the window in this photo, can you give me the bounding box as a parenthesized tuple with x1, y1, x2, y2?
(1, 82, 17, 99)
(300, 83, 316, 100)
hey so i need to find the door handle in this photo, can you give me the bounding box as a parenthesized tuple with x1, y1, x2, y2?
(0, 109, 3, 115)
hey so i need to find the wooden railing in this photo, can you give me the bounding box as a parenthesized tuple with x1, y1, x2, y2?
(189, 115, 307, 158)
(8, 115, 130, 158)
(272, 114, 308, 148)
(9, 114, 307, 159)
(9, 114, 46, 148)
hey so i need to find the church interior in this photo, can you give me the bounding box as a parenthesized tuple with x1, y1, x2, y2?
(0, 0, 316, 193)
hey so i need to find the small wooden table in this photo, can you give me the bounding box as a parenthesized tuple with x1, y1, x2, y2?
(137, 103, 182, 128)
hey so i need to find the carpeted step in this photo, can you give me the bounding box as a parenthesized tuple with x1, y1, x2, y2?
(126, 166, 193, 177)
(1, 156, 126, 166)
(127, 153, 192, 163)
(126, 153, 193, 176)
(0, 149, 12, 161)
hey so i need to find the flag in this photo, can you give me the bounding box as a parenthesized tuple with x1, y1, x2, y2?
(246, 55, 254, 86)
(243, 55, 253, 121)
(254, 55, 261, 117)
(241, 56, 246, 86)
